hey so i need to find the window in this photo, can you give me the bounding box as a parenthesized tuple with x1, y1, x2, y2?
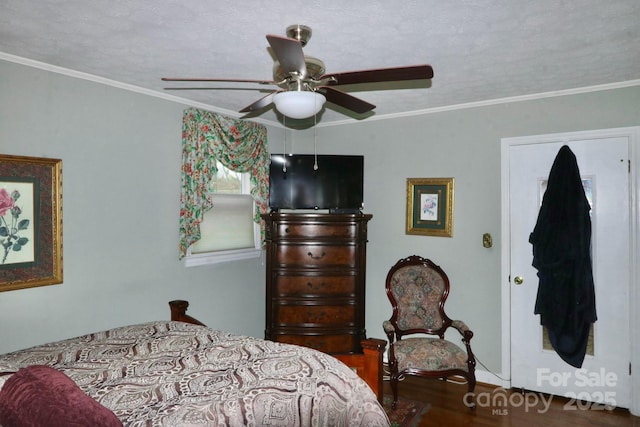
(184, 161, 261, 267)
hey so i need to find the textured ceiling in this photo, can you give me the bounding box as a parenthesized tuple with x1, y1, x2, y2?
(1, 0, 639, 127)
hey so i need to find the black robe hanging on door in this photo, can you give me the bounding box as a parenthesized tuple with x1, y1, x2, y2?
(529, 145, 596, 368)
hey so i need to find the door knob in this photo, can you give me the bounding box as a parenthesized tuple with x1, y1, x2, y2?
(514, 276, 524, 285)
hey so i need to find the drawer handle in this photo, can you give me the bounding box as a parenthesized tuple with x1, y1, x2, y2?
(307, 251, 326, 260)
(284, 227, 290, 233)
(307, 281, 326, 290)
(307, 310, 326, 321)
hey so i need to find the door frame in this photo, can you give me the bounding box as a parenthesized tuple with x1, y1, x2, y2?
(500, 126, 640, 416)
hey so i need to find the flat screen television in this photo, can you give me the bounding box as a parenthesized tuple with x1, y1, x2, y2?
(268, 154, 364, 212)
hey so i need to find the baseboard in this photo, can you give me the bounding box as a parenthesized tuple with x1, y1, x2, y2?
(475, 369, 510, 388)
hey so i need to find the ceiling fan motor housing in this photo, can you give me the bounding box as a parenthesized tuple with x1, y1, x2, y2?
(286, 25, 312, 47)
(273, 56, 326, 85)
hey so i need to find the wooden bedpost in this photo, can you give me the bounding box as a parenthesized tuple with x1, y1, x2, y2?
(169, 300, 206, 326)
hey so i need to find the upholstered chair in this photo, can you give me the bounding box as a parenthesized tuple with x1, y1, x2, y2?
(383, 255, 476, 408)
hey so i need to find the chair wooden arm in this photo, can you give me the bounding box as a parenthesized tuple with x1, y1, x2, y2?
(451, 319, 474, 342)
(382, 320, 396, 343)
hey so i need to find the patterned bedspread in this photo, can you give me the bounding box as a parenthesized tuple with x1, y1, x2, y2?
(0, 321, 389, 426)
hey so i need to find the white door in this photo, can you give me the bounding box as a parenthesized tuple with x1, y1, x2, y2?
(509, 134, 631, 409)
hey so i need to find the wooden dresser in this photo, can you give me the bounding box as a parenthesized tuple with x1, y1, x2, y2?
(261, 212, 373, 354)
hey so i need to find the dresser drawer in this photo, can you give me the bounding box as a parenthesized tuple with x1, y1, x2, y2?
(274, 333, 360, 354)
(276, 244, 356, 267)
(274, 303, 356, 326)
(277, 222, 357, 239)
(275, 275, 356, 297)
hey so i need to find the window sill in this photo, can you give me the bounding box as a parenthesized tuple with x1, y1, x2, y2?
(184, 247, 262, 267)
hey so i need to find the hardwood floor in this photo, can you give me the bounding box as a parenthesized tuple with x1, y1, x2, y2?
(384, 376, 640, 427)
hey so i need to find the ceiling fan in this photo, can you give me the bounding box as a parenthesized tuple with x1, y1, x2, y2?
(162, 25, 434, 120)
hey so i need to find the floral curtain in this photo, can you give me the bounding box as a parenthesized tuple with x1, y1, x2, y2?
(179, 107, 269, 259)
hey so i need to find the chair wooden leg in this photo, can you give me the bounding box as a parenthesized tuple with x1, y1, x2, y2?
(464, 374, 477, 410)
(390, 374, 399, 409)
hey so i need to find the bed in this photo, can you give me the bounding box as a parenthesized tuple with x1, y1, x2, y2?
(169, 300, 387, 405)
(0, 301, 390, 426)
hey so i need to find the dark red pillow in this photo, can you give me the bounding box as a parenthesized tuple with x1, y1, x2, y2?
(0, 365, 123, 427)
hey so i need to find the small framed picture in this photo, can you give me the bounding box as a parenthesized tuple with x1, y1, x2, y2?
(406, 177, 454, 237)
(0, 154, 62, 291)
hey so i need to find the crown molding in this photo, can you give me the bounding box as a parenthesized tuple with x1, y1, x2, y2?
(3, 52, 638, 130)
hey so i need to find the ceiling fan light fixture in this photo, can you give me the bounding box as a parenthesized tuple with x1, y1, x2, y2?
(273, 91, 326, 119)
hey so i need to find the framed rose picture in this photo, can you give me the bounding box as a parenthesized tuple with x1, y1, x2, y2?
(0, 155, 62, 291)
(406, 177, 454, 237)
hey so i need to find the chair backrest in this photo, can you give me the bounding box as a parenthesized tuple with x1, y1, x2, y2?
(385, 255, 452, 338)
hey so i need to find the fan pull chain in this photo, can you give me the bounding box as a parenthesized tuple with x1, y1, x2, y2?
(282, 116, 287, 172)
(313, 98, 318, 171)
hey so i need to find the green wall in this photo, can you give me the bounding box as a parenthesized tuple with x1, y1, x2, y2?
(1, 57, 639, 380)
(0, 59, 281, 353)
(284, 86, 640, 377)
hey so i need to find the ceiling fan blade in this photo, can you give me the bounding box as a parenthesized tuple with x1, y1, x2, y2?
(266, 35, 307, 78)
(161, 77, 276, 85)
(239, 91, 282, 113)
(318, 86, 375, 114)
(321, 64, 433, 86)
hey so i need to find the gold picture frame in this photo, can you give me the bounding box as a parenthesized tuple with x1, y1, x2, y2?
(0, 154, 62, 291)
(406, 177, 454, 237)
